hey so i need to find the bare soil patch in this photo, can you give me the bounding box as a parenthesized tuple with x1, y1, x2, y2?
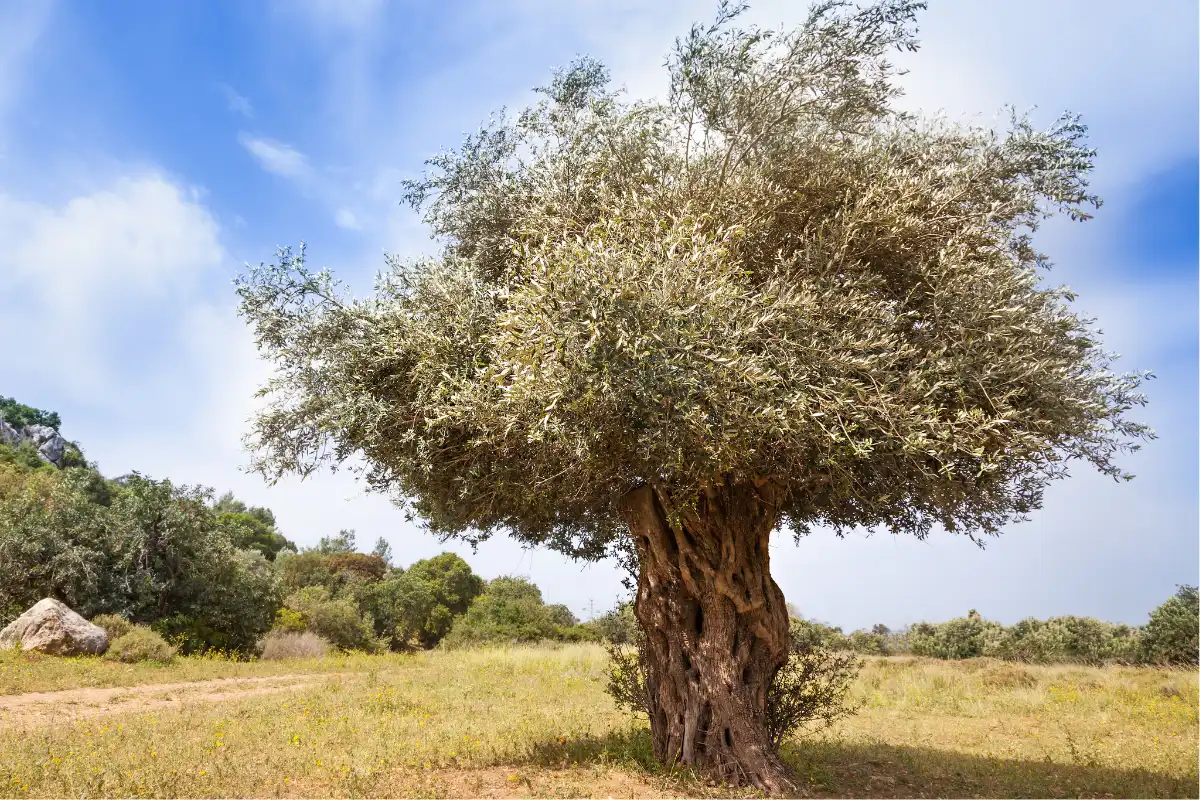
(0, 673, 348, 726)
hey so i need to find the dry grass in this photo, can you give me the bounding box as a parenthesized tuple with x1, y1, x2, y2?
(0, 647, 388, 695)
(0, 646, 1194, 798)
(259, 632, 332, 661)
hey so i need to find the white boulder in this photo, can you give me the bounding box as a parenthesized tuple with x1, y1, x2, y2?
(0, 598, 109, 656)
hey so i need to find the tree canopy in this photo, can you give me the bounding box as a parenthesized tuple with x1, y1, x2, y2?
(237, 0, 1150, 560)
(0, 396, 61, 431)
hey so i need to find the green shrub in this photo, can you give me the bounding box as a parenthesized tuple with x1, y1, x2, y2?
(558, 623, 603, 642)
(604, 635, 649, 717)
(604, 613, 861, 751)
(767, 645, 861, 747)
(283, 586, 381, 652)
(57, 444, 89, 469)
(788, 616, 851, 651)
(0, 441, 54, 472)
(989, 616, 1140, 665)
(91, 613, 133, 642)
(594, 602, 639, 645)
(1141, 585, 1199, 666)
(442, 576, 564, 647)
(105, 626, 176, 663)
(393, 553, 486, 648)
(847, 629, 888, 655)
(909, 614, 1003, 660)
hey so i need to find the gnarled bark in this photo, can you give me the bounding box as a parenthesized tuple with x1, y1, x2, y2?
(619, 479, 795, 796)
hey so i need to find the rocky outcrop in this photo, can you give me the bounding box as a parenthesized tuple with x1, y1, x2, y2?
(26, 424, 67, 465)
(0, 418, 19, 446)
(0, 598, 109, 656)
(0, 416, 69, 467)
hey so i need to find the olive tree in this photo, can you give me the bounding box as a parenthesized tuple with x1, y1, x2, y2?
(236, 1, 1151, 791)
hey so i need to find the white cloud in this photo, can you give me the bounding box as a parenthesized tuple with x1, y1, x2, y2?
(0, 175, 222, 304)
(218, 83, 253, 117)
(334, 207, 361, 230)
(238, 133, 310, 180)
(0, 174, 225, 399)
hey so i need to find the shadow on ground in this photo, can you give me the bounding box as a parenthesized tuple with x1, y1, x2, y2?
(525, 728, 1195, 798)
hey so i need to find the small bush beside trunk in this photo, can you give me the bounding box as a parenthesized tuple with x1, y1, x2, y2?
(604, 610, 861, 752)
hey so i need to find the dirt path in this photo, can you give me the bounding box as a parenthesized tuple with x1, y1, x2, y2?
(0, 673, 350, 726)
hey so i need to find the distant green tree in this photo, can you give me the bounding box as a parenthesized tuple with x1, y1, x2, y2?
(443, 576, 564, 647)
(107, 475, 282, 654)
(908, 614, 1003, 660)
(1, 468, 282, 653)
(0, 396, 61, 430)
(371, 537, 394, 566)
(213, 491, 278, 528)
(847, 629, 887, 655)
(216, 511, 294, 561)
(588, 601, 638, 646)
(1141, 585, 1199, 666)
(390, 553, 485, 648)
(545, 603, 578, 628)
(314, 529, 357, 554)
(788, 617, 850, 652)
(0, 467, 113, 622)
(211, 492, 292, 560)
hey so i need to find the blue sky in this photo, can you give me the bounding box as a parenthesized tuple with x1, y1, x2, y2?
(1, 0, 1196, 629)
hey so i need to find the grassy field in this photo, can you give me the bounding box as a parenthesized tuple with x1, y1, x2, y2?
(0, 645, 1195, 798)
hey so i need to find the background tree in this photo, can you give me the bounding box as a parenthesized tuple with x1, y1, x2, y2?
(443, 576, 568, 647)
(0, 396, 61, 430)
(212, 491, 295, 560)
(393, 552, 486, 647)
(314, 529, 356, 554)
(236, 0, 1152, 791)
(0, 467, 114, 621)
(370, 536, 394, 566)
(1141, 585, 1199, 666)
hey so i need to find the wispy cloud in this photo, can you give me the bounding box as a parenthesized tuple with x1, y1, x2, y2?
(0, 1, 54, 150)
(334, 208, 361, 230)
(218, 83, 253, 117)
(237, 133, 310, 180)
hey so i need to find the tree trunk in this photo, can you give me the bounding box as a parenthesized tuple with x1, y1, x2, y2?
(619, 479, 795, 796)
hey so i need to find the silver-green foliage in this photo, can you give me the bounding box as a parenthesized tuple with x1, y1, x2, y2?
(237, 0, 1151, 558)
(1141, 585, 1199, 666)
(906, 613, 1143, 665)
